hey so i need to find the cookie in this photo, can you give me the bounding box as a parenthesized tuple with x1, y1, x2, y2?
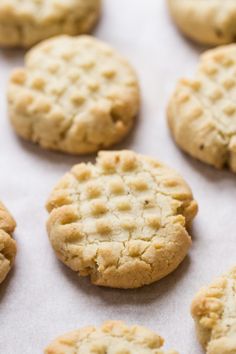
(0, 0, 101, 48)
(167, 0, 236, 46)
(46, 150, 198, 289)
(8, 35, 140, 155)
(0, 202, 17, 284)
(44, 320, 179, 354)
(168, 45, 236, 172)
(191, 267, 236, 354)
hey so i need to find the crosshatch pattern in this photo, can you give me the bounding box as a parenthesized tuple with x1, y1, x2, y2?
(46, 151, 198, 289)
(168, 45, 236, 172)
(8, 36, 140, 154)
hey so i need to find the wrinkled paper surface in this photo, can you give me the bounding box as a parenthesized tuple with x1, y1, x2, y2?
(1, 1, 235, 353)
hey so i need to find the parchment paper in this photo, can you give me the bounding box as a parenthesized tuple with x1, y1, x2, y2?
(1, 1, 236, 353)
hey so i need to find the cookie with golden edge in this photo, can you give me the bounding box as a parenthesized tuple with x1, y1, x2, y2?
(8, 35, 140, 155)
(168, 44, 236, 172)
(191, 267, 236, 354)
(45, 321, 179, 354)
(46, 150, 198, 289)
(168, 0, 236, 46)
(0, 0, 101, 48)
(0, 202, 17, 283)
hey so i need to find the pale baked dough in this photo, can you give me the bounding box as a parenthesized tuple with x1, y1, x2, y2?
(8, 35, 140, 155)
(168, 0, 236, 46)
(168, 44, 236, 172)
(0, 202, 17, 284)
(0, 0, 101, 48)
(46, 150, 198, 289)
(44, 320, 179, 354)
(191, 267, 236, 354)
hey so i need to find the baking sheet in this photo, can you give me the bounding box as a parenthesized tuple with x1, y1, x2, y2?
(1, 1, 236, 353)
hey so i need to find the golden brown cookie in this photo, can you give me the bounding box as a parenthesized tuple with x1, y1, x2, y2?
(0, 0, 101, 48)
(8, 35, 140, 155)
(191, 267, 236, 354)
(45, 321, 179, 354)
(168, 45, 236, 172)
(168, 0, 236, 46)
(0, 202, 17, 283)
(46, 150, 198, 289)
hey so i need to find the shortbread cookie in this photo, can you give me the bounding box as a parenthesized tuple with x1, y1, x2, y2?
(45, 321, 179, 354)
(191, 267, 236, 354)
(0, 202, 17, 284)
(46, 150, 198, 289)
(168, 45, 236, 172)
(0, 0, 101, 48)
(8, 35, 140, 155)
(167, 0, 236, 46)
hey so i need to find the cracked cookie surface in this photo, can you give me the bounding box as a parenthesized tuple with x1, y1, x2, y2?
(0, 0, 101, 48)
(8, 35, 140, 155)
(46, 150, 197, 289)
(168, 0, 236, 45)
(44, 320, 179, 354)
(191, 267, 236, 354)
(0, 202, 17, 284)
(168, 45, 236, 172)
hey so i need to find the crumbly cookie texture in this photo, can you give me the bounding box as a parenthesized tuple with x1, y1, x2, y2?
(8, 35, 140, 155)
(0, 0, 101, 48)
(191, 267, 236, 354)
(46, 150, 197, 289)
(0, 202, 17, 284)
(168, 44, 236, 172)
(44, 321, 179, 354)
(167, 0, 236, 45)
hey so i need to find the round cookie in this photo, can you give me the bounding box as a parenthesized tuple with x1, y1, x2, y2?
(168, 44, 236, 172)
(8, 35, 140, 155)
(44, 321, 179, 354)
(0, 202, 17, 284)
(46, 150, 198, 289)
(167, 0, 236, 46)
(191, 267, 236, 354)
(0, 0, 101, 48)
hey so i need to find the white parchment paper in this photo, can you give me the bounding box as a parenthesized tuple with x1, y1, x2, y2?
(1, 1, 236, 353)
